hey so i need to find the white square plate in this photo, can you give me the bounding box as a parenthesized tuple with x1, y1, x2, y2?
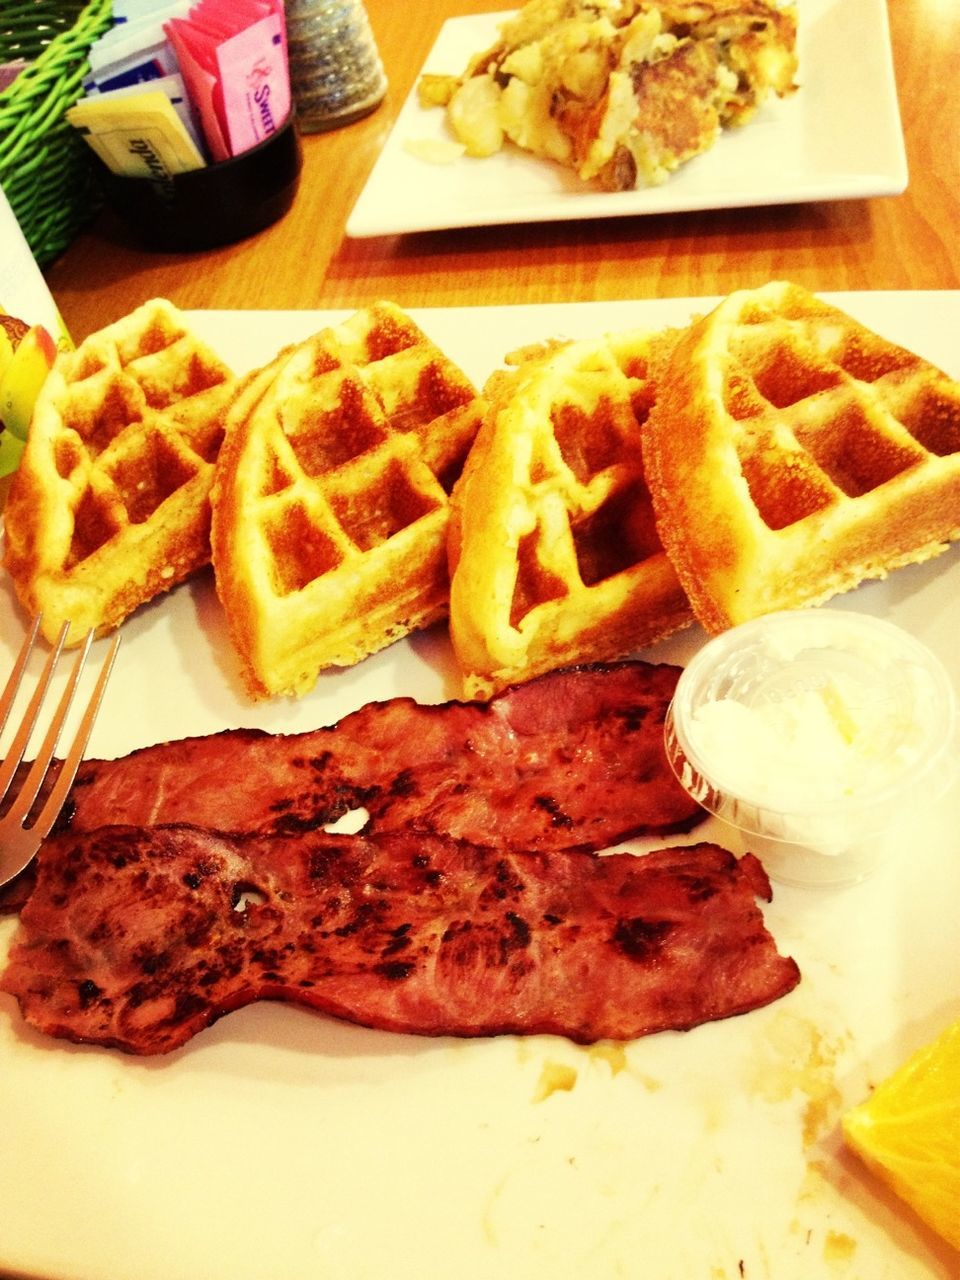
(1, 294, 957, 1280)
(346, 1, 908, 237)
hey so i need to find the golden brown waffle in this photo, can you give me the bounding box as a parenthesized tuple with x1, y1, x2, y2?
(210, 302, 485, 698)
(3, 299, 237, 646)
(643, 281, 960, 633)
(424, 0, 797, 190)
(448, 330, 693, 700)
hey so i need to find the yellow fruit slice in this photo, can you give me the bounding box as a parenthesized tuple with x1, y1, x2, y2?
(842, 1018, 960, 1251)
(0, 321, 56, 438)
(0, 323, 15, 381)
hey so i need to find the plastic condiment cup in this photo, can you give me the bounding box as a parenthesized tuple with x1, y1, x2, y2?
(664, 610, 958, 888)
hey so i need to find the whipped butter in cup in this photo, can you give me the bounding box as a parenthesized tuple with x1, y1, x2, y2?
(664, 610, 958, 887)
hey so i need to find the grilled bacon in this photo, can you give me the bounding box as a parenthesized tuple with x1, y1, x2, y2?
(64, 661, 703, 844)
(1, 825, 799, 1054)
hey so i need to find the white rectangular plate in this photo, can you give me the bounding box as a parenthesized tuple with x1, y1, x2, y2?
(1, 294, 958, 1280)
(346, 1, 908, 237)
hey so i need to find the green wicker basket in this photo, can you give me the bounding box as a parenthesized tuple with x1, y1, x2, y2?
(0, 0, 114, 266)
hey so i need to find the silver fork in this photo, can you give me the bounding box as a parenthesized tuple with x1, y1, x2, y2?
(0, 616, 120, 888)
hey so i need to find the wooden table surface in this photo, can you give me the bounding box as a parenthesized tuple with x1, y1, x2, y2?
(45, 0, 960, 343)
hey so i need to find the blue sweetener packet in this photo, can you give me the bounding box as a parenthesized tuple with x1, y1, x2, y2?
(83, 6, 189, 92)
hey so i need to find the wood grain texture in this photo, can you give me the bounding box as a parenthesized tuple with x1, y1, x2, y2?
(44, 0, 960, 342)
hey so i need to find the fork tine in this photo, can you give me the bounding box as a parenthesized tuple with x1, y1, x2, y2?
(0, 613, 42, 741)
(4, 626, 95, 827)
(0, 619, 68, 810)
(25, 630, 121, 843)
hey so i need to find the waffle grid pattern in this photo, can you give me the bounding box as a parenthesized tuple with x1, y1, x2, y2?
(644, 282, 960, 632)
(449, 332, 692, 698)
(721, 302, 960, 529)
(211, 302, 485, 697)
(3, 299, 236, 643)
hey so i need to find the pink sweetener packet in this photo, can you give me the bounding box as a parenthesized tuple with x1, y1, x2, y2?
(188, 0, 279, 40)
(165, 16, 231, 161)
(165, 0, 289, 160)
(213, 9, 290, 156)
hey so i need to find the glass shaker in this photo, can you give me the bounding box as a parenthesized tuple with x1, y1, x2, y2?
(284, 0, 387, 133)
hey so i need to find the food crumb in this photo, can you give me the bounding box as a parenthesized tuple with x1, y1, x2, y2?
(532, 1060, 578, 1102)
(823, 1229, 857, 1269)
(587, 1041, 627, 1075)
(402, 137, 466, 165)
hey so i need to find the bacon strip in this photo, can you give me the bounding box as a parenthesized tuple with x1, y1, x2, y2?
(1, 826, 799, 1054)
(0, 662, 704, 918)
(63, 660, 703, 845)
